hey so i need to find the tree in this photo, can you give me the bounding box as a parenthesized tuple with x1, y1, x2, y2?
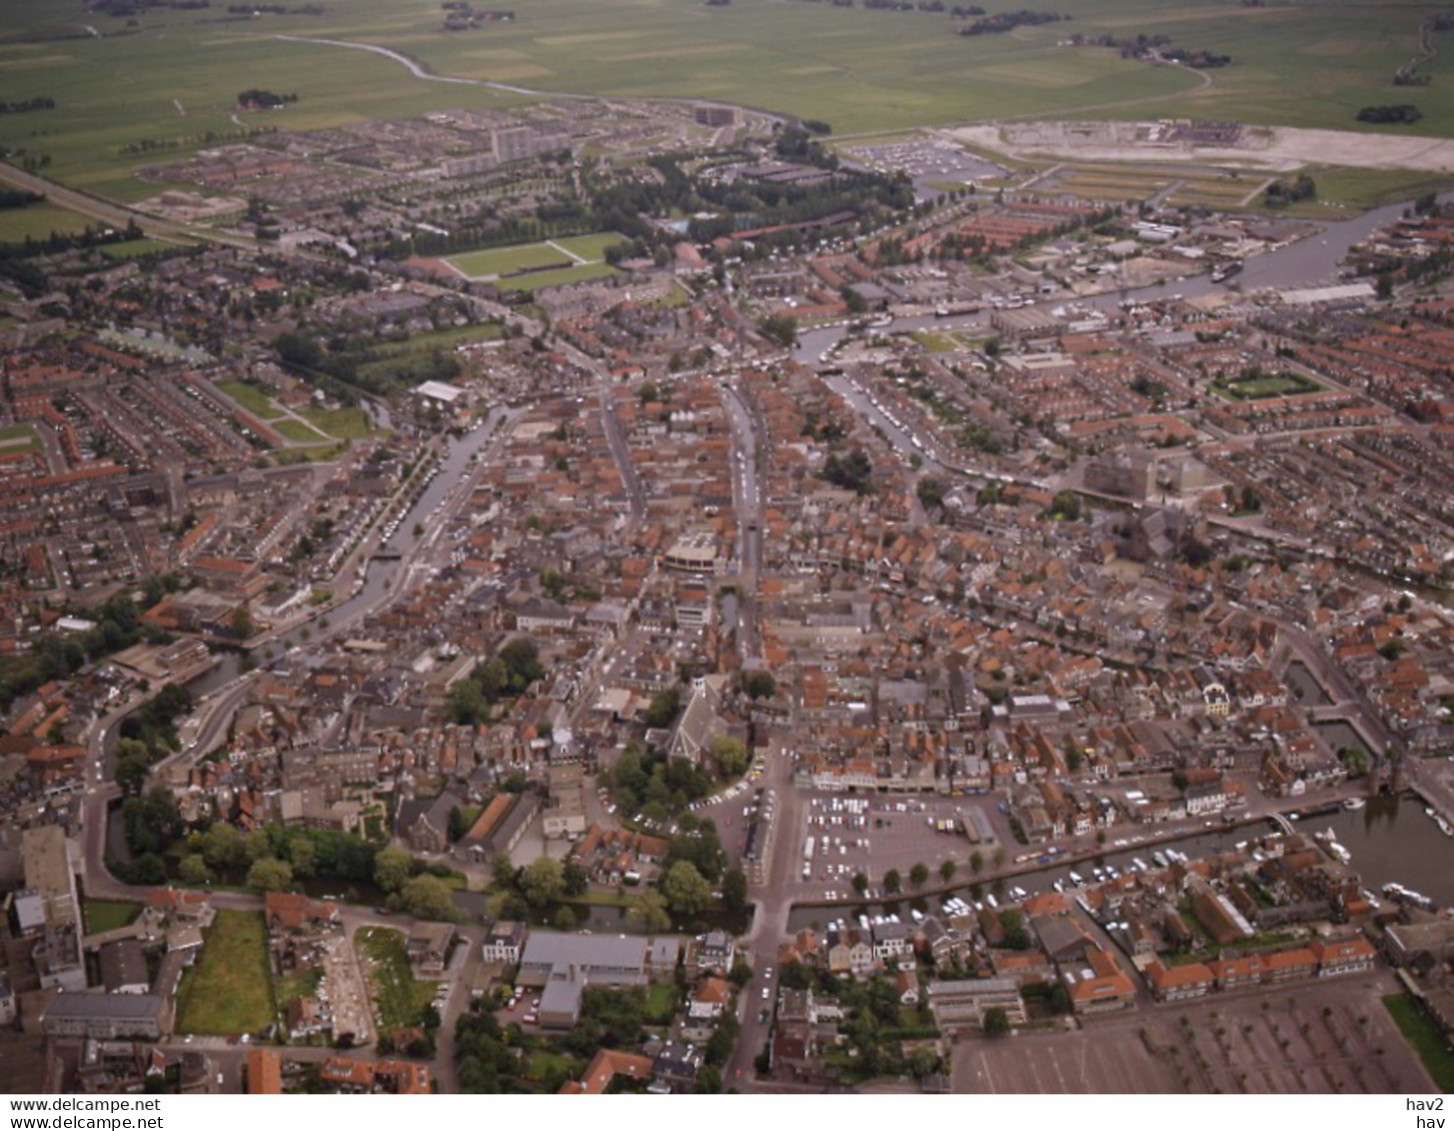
(710, 734, 750, 779)
(1171, 768, 1190, 794)
(374, 845, 414, 893)
(909, 862, 930, 889)
(121, 787, 183, 857)
(721, 866, 749, 912)
(400, 874, 459, 921)
(562, 860, 589, 897)
(742, 671, 776, 700)
(983, 1006, 1012, 1037)
(757, 313, 798, 349)
(520, 856, 566, 907)
(489, 852, 517, 890)
(201, 821, 247, 873)
(289, 836, 317, 878)
(243, 827, 272, 863)
(969, 850, 984, 874)
(178, 853, 210, 885)
(917, 477, 946, 511)
(852, 871, 869, 895)
(626, 889, 673, 934)
(645, 688, 682, 729)
(939, 859, 957, 884)
(661, 860, 713, 915)
(883, 868, 902, 894)
(246, 856, 294, 892)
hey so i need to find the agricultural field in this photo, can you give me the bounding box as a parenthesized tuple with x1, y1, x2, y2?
(5, 0, 1454, 202)
(175, 910, 276, 1036)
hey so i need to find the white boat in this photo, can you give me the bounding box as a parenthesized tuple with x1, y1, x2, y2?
(1343, 797, 1365, 811)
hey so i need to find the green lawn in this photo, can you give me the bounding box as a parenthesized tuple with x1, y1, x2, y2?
(299, 406, 375, 441)
(1384, 992, 1454, 1092)
(273, 418, 330, 444)
(175, 910, 276, 1036)
(218, 380, 284, 420)
(0, 424, 40, 452)
(84, 899, 139, 935)
(356, 926, 439, 1033)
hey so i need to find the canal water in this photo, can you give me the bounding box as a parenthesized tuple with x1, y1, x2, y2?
(786, 793, 1454, 932)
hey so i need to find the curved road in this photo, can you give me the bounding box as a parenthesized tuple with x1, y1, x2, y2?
(275, 33, 790, 124)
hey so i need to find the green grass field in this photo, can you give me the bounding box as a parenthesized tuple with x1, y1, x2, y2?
(273, 417, 329, 444)
(218, 380, 284, 420)
(175, 910, 276, 1035)
(300, 406, 374, 440)
(0, 202, 94, 243)
(7, 0, 1454, 202)
(446, 242, 575, 278)
(0, 424, 40, 451)
(98, 237, 177, 259)
(550, 231, 627, 262)
(83, 899, 139, 935)
(1384, 993, 1454, 1092)
(356, 926, 439, 1033)
(1213, 371, 1322, 400)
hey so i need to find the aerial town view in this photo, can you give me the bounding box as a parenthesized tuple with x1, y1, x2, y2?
(2, 0, 1454, 1105)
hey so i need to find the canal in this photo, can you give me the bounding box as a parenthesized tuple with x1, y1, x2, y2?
(786, 793, 1454, 932)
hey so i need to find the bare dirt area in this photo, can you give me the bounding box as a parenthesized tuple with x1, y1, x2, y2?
(950, 121, 1454, 175)
(952, 975, 1433, 1094)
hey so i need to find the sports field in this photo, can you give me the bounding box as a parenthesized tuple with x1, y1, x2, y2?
(447, 242, 575, 278)
(5, 0, 1454, 199)
(446, 230, 626, 278)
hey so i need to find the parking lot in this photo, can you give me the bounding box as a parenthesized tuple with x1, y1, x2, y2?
(800, 792, 1001, 899)
(953, 976, 1429, 1093)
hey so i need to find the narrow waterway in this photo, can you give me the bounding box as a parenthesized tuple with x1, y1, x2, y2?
(786, 793, 1454, 932)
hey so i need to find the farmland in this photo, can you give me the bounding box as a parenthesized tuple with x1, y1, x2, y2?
(3, 0, 1454, 203)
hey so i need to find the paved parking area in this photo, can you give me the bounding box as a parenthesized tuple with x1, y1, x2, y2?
(953, 977, 1430, 1094)
(955, 1022, 1183, 1093)
(801, 793, 1000, 897)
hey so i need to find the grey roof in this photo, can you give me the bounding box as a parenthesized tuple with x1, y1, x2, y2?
(45, 992, 167, 1022)
(99, 938, 150, 992)
(520, 930, 649, 974)
(538, 974, 584, 1019)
